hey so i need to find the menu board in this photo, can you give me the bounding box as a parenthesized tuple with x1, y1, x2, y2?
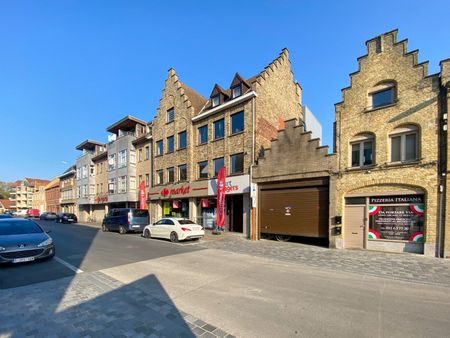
(368, 204, 424, 241)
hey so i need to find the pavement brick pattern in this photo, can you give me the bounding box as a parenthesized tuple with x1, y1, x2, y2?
(0, 271, 234, 338)
(199, 235, 450, 287)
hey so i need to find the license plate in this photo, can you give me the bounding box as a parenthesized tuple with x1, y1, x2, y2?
(68, 219, 74, 221)
(132, 225, 141, 228)
(13, 257, 35, 263)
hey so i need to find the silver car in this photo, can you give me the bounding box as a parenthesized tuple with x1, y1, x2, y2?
(0, 219, 55, 264)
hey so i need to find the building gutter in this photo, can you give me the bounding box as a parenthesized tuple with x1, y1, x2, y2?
(192, 91, 258, 122)
(250, 95, 257, 240)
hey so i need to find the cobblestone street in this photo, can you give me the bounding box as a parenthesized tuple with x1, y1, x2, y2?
(200, 234, 450, 287)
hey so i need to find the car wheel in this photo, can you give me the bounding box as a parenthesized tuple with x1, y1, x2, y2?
(170, 232, 179, 243)
(143, 229, 151, 238)
(102, 223, 108, 232)
(275, 235, 291, 242)
(119, 225, 127, 234)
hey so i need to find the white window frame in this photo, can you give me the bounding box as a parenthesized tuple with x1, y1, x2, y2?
(108, 154, 116, 171)
(118, 150, 127, 168)
(129, 176, 136, 192)
(108, 178, 116, 194)
(167, 108, 175, 123)
(212, 95, 220, 107)
(232, 85, 241, 98)
(389, 125, 419, 163)
(349, 134, 375, 168)
(118, 176, 127, 193)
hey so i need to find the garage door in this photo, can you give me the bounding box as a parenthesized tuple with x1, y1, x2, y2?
(259, 185, 329, 238)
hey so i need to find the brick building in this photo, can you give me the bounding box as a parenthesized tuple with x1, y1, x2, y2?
(10, 178, 49, 212)
(333, 30, 443, 255)
(148, 49, 303, 237)
(45, 178, 61, 213)
(59, 165, 76, 214)
(253, 118, 335, 242)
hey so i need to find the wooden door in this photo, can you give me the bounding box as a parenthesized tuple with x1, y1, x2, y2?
(344, 205, 365, 249)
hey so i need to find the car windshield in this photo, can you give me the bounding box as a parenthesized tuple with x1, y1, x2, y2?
(0, 221, 44, 235)
(178, 220, 196, 225)
(132, 209, 149, 217)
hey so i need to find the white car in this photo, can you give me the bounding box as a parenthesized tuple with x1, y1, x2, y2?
(143, 218, 205, 242)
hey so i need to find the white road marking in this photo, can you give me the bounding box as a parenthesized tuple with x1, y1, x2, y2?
(54, 256, 84, 274)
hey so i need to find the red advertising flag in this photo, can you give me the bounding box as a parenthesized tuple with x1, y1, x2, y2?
(139, 181, 146, 210)
(216, 167, 226, 228)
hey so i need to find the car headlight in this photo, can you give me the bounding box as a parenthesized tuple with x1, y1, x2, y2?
(37, 237, 53, 247)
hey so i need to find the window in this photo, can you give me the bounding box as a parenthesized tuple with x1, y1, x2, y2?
(100, 183, 103, 193)
(231, 111, 244, 134)
(198, 125, 208, 144)
(82, 165, 87, 178)
(118, 150, 127, 168)
(118, 176, 127, 193)
(213, 157, 224, 177)
(108, 178, 116, 194)
(167, 108, 175, 123)
(129, 177, 136, 191)
(390, 125, 419, 162)
(232, 85, 241, 98)
(90, 165, 95, 177)
(198, 161, 208, 179)
(90, 185, 95, 195)
(231, 153, 244, 174)
(214, 119, 225, 140)
(156, 140, 163, 156)
(139, 175, 143, 185)
(179, 164, 187, 181)
(108, 154, 116, 171)
(145, 146, 149, 160)
(212, 95, 220, 107)
(167, 136, 174, 153)
(145, 174, 149, 187)
(370, 82, 396, 109)
(130, 150, 136, 164)
(156, 170, 164, 185)
(76, 168, 80, 180)
(167, 167, 175, 183)
(138, 149, 143, 162)
(178, 131, 187, 149)
(350, 134, 374, 167)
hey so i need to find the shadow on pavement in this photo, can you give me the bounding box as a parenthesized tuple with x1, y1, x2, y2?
(0, 273, 199, 337)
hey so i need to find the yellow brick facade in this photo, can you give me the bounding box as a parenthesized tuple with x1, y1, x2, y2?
(333, 30, 441, 255)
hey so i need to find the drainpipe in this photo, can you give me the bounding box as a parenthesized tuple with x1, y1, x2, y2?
(437, 83, 448, 258)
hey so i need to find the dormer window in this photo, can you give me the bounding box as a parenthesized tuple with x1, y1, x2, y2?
(212, 95, 220, 107)
(167, 108, 175, 123)
(232, 85, 241, 98)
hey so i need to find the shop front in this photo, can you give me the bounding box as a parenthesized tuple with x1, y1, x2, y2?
(207, 174, 250, 235)
(344, 193, 425, 254)
(147, 181, 209, 223)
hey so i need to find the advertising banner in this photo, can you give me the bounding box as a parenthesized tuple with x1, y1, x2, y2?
(215, 167, 226, 229)
(368, 204, 424, 242)
(139, 181, 146, 209)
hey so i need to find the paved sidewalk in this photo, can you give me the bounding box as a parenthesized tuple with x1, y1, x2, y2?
(0, 271, 234, 338)
(199, 235, 450, 287)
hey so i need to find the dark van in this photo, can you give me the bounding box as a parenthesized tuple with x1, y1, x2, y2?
(101, 208, 149, 234)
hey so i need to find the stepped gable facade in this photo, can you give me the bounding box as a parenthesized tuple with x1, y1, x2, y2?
(334, 30, 441, 255)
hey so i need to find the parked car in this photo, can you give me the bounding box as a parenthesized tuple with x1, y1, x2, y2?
(55, 213, 78, 224)
(0, 218, 55, 264)
(12, 209, 28, 217)
(0, 214, 13, 219)
(101, 208, 149, 234)
(26, 209, 40, 218)
(143, 218, 205, 243)
(39, 212, 57, 221)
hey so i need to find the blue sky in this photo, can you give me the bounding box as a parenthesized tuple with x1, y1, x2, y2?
(1, 0, 449, 182)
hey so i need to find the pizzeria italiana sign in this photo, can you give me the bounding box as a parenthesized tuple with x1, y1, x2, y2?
(369, 195, 424, 205)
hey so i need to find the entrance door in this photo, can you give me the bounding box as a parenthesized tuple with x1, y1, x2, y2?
(226, 195, 243, 233)
(344, 205, 365, 249)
